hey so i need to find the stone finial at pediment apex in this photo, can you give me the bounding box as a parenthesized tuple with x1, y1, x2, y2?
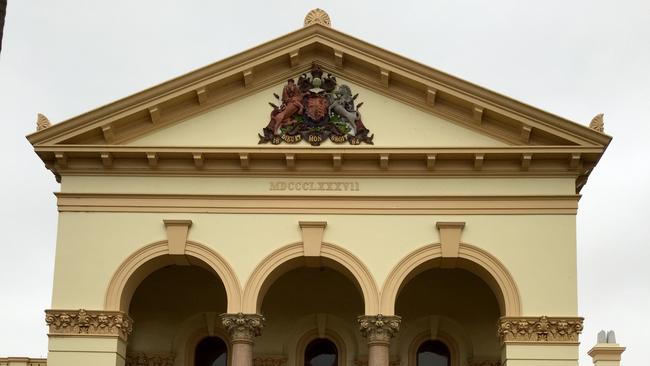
(304, 8, 331, 27)
(589, 113, 605, 133)
(36, 113, 52, 131)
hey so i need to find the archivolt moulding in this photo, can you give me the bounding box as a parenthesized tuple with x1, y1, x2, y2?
(380, 243, 522, 316)
(105, 240, 242, 313)
(241, 242, 380, 314)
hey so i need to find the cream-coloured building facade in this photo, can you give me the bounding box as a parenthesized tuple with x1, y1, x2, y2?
(25, 10, 624, 366)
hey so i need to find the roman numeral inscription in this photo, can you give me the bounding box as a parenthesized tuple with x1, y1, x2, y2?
(269, 181, 360, 192)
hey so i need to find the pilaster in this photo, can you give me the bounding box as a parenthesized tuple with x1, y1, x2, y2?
(45, 309, 132, 366)
(498, 316, 583, 366)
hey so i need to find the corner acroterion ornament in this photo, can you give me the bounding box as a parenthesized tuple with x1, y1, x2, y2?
(304, 8, 331, 27)
(589, 113, 604, 133)
(36, 113, 51, 131)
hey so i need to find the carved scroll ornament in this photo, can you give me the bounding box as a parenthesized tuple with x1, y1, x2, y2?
(498, 316, 583, 343)
(45, 309, 133, 341)
(221, 313, 265, 342)
(358, 314, 402, 343)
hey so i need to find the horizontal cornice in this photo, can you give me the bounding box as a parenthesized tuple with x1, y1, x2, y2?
(56, 193, 580, 215)
(37, 146, 601, 190)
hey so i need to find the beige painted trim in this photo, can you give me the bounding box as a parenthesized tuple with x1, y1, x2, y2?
(105, 240, 242, 313)
(380, 243, 521, 316)
(588, 344, 626, 362)
(241, 242, 380, 314)
(0, 358, 47, 366)
(56, 193, 580, 215)
(408, 331, 460, 366)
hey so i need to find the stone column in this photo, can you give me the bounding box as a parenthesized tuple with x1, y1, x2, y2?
(358, 315, 401, 366)
(222, 313, 265, 366)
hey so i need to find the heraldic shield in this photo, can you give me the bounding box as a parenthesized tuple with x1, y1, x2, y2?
(259, 63, 374, 146)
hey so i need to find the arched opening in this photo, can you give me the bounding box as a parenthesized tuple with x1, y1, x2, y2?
(126, 264, 228, 364)
(195, 336, 228, 366)
(242, 242, 379, 314)
(305, 338, 338, 366)
(380, 243, 521, 317)
(105, 241, 242, 313)
(396, 266, 500, 366)
(254, 257, 364, 366)
(416, 340, 450, 366)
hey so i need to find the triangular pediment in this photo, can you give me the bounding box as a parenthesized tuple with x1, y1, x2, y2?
(27, 23, 609, 148)
(27, 21, 610, 191)
(125, 79, 508, 148)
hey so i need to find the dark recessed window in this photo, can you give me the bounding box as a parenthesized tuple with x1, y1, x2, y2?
(195, 336, 228, 366)
(305, 338, 338, 366)
(416, 340, 450, 366)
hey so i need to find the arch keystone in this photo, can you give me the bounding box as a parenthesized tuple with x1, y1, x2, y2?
(299, 221, 327, 257)
(164, 219, 192, 256)
(436, 221, 465, 268)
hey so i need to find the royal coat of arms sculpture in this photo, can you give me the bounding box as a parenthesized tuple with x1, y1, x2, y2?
(259, 64, 374, 146)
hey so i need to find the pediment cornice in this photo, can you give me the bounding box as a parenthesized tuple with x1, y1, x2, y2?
(27, 24, 610, 147)
(27, 22, 610, 191)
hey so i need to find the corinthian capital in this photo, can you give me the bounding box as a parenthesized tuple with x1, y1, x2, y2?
(357, 314, 401, 343)
(498, 316, 584, 343)
(45, 309, 133, 341)
(221, 313, 265, 342)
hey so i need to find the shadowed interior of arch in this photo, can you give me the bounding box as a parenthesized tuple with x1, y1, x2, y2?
(127, 265, 228, 359)
(254, 261, 364, 365)
(396, 267, 500, 363)
(255, 256, 367, 314)
(393, 255, 511, 317)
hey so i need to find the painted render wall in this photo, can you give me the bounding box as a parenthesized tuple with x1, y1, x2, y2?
(125, 80, 508, 148)
(51, 175, 578, 316)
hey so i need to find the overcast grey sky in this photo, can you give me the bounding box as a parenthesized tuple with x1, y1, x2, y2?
(1, 1, 648, 365)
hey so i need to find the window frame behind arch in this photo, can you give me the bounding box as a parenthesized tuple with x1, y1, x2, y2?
(185, 327, 231, 366)
(296, 329, 346, 366)
(194, 336, 229, 366)
(408, 331, 459, 366)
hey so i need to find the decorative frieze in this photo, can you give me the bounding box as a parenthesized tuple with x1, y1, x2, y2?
(358, 314, 401, 343)
(221, 313, 265, 342)
(126, 352, 175, 366)
(45, 309, 133, 341)
(498, 316, 583, 343)
(253, 355, 287, 366)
